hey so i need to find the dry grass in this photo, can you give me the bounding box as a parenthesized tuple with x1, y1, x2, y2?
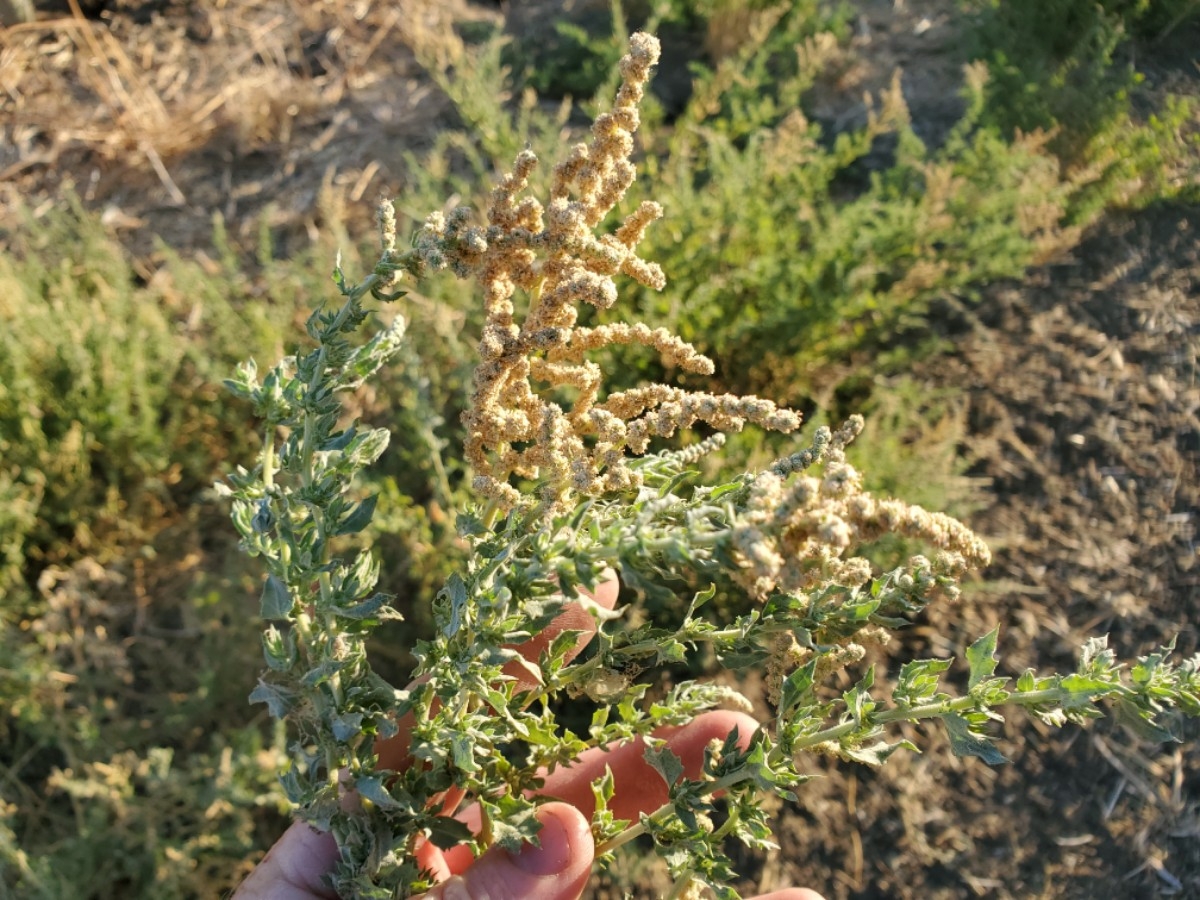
(0, 0, 481, 252)
(5, 1, 314, 193)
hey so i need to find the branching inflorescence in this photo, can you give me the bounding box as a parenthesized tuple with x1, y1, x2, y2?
(732, 416, 990, 601)
(225, 31, 1200, 900)
(411, 34, 799, 509)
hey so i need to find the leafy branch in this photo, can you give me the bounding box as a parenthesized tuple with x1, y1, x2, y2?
(223, 32, 1200, 900)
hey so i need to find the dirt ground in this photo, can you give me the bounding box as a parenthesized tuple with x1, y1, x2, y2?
(763, 203, 1200, 900)
(2, 1, 1197, 898)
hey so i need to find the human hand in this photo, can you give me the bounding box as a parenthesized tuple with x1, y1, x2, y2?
(233, 575, 826, 900)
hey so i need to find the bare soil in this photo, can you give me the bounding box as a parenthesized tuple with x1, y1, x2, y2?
(2, 1, 1197, 898)
(765, 203, 1200, 900)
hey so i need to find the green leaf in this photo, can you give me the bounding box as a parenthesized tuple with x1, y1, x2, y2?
(657, 469, 694, 499)
(427, 816, 474, 850)
(456, 511, 486, 537)
(439, 573, 469, 637)
(778, 659, 817, 718)
(322, 425, 358, 452)
(371, 286, 407, 302)
(330, 711, 364, 742)
(1079, 635, 1115, 675)
(893, 658, 952, 706)
(482, 795, 543, 853)
(279, 767, 306, 805)
(332, 256, 348, 294)
(1016, 669, 1036, 692)
(249, 679, 294, 718)
(251, 498, 274, 533)
(1112, 698, 1177, 743)
(222, 378, 255, 401)
(355, 775, 407, 812)
(592, 765, 616, 812)
(966, 627, 1000, 691)
(840, 593, 882, 622)
(336, 592, 400, 621)
(343, 549, 381, 600)
(451, 733, 481, 774)
(262, 626, 297, 671)
(657, 638, 688, 664)
(706, 479, 745, 502)
(940, 712, 1007, 765)
(301, 659, 348, 687)
(540, 630, 585, 677)
(343, 427, 391, 469)
(686, 584, 717, 617)
(644, 745, 685, 788)
(334, 494, 378, 536)
(975, 678, 1011, 706)
(843, 739, 918, 766)
(260, 575, 293, 620)
(843, 666, 876, 724)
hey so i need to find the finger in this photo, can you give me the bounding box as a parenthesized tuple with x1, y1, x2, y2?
(232, 820, 340, 900)
(538, 710, 759, 822)
(412, 815, 478, 880)
(431, 711, 758, 873)
(377, 572, 620, 771)
(413, 802, 593, 900)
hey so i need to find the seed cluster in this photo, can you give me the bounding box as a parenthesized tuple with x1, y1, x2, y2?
(733, 415, 992, 601)
(411, 33, 800, 508)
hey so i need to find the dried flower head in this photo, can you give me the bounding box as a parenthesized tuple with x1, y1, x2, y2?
(415, 33, 801, 509)
(733, 415, 991, 601)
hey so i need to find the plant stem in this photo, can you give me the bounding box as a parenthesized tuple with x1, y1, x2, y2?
(262, 422, 277, 489)
(595, 768, 749, 856)
(595, 686, 1079, 857)
(791, 687, 1066, 751)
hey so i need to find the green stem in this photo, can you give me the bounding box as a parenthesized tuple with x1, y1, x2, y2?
(262, 422, 277, 489)
(596, 818, 647, 856)
(595, 769, 748, 857)
(709, 806, 740, 843)
(345, 248, 420, 305)
(301, 371, 321, 489)
(791, 687, 1066, 751)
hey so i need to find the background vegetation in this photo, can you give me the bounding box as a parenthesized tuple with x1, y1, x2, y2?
(1, 0, 1197, 897)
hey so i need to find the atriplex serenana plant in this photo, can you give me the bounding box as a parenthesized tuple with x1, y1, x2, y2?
(223, 34, 1200, 900)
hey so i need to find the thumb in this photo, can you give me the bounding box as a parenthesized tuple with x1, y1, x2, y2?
(233, 820, 340, 899)
(417, 802, 594, 900)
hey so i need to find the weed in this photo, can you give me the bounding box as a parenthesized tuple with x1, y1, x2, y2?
(226, 36, 1200, 898)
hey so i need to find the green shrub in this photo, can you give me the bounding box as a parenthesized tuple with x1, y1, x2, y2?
(0, 199, 292, 603)
(506, 0, 631, 100)
(0, 200, 301, 898)
(1, 725, 288, 900)
(623, 68, 1071, 404)
(963, 0, 1199, 218)
(504, 0, 851, 107)
(0, 187, 491, 898)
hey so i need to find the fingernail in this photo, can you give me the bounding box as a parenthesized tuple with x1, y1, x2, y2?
(512, 812, 570, 876)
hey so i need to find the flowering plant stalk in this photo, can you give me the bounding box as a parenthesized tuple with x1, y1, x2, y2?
(223, 34, 1200, 900)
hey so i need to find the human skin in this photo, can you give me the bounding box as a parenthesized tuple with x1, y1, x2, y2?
(233, 576, 826, 900)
